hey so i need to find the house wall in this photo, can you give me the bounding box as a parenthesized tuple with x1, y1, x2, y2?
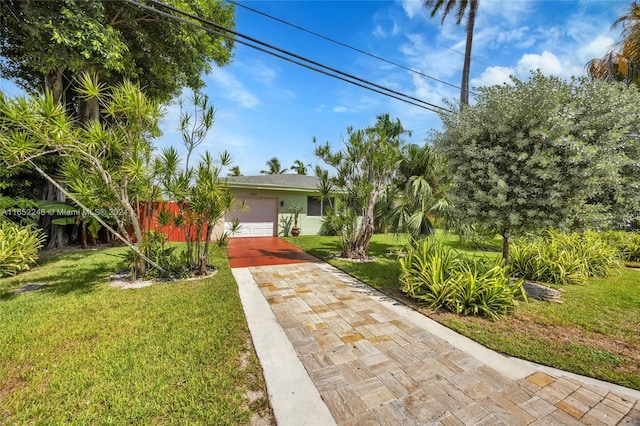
(229, 188, 324, 236)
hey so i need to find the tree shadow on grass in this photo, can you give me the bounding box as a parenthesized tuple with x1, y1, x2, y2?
(0, 247, 126, 301)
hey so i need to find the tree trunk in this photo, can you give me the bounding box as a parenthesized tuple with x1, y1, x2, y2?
(79, 96, 99, 124)
(460, 0, 478, 110)
(346, 189, 379, 260)
(80, 217, 88, 249)
(45, 68, 64, 104)
(502, 229, 510, 264)
(42, 68, 67, 249)
(43, 181, 67, 249)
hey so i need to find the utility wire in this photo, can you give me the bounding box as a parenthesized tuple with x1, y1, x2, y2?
(144, 0, 453, 114)
(124, 0, 454, 115)
(225, 0, 475, 95)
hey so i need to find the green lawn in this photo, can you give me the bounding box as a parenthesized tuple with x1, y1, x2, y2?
(0, 246, 270, 425)
(287, 233, 640, 391)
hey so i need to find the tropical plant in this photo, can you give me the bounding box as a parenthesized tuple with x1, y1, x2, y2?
(0, 0, 236, 248)
(0, 220, 46, 277)
(601, 230, 640, 262)
(0, 75, 164, 278)
(315, 114, 408, 260)
(453, 257, 524, 320)
(158, 91, 234, 275)
(587, 1, 640, 86)
(287, 203, 303, 229)
(158, 149, 233, 275)
(123, 230, 187, 279)
(387, 143, 447, 242)
(399, 238, 523, 319)
(180, 90, 215, 170)
(509, 231, 622, 285)
(227, 165, 242, 176)
(291, 159, 311, 175)
(424, 0, 479, 108)
(260, 157, 287, 174)
(399, 238, 460, 307)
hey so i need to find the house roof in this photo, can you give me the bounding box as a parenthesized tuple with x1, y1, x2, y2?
(226, 174, 322, 192)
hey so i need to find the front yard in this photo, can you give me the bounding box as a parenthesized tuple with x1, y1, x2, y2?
(2, 231, 638, 424)
(0, 246, 271, 424)
(287, 233, 640, 391)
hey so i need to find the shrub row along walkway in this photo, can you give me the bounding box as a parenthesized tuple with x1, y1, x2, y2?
(230, 238, 640, 425)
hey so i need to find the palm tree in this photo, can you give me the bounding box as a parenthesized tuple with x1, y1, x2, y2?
(291, 159, 311, 175)
(388, 144, 447, 242)
(424, 0, 479, 109)
(260, 157, 287, 174)
(227, 165, 242, 176)
(587, 2, 640, 86)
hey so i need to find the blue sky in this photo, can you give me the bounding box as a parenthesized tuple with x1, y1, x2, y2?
(0, 1, 627, 175)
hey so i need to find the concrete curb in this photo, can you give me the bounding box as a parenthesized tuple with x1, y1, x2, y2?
(233, 267, 336, 426)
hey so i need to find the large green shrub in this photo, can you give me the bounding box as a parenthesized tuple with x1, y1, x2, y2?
(399, 239, 524, 320)
(510, 230, 622, 285)
(0, 220, 46, 277)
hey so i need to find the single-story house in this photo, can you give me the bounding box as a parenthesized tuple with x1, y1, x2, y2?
(221, 174, 335, 238)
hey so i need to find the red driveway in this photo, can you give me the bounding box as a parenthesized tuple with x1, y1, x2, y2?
(226, 237, 319, 268)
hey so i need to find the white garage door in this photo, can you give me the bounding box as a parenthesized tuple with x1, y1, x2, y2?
(225, 197, 277, 237)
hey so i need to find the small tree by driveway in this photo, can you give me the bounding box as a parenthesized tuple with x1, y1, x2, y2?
(315, 114, 409, 260)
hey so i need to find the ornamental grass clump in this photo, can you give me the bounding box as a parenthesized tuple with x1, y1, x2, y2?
(601, 230, 640, 263)
(0, 220, 46, 277)
(510, 230, 622, 285)
(399, 238, 524, 320)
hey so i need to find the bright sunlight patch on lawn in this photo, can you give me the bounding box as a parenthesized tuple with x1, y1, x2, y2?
(0, 246, 269, 424)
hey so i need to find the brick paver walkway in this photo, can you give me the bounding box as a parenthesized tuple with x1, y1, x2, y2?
(246, 261, 640, 425)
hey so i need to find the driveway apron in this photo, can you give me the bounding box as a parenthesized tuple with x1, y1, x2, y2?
(230, 238, 640, 425)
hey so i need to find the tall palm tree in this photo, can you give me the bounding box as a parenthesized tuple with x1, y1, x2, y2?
(260, 157, 287, 174)
(424, 0, 479, 109)
(291, 159, 311, 175)
(587, 2, 640, 86)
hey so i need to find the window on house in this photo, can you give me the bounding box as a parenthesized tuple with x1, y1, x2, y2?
(307, 196, 334, 216)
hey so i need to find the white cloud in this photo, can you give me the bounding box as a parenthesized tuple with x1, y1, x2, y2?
(400, 33, 462, 80)
(372, 20, 400, 38)
(479, 0, 533, 26)
(472, 66, 515, 87)
(515, 51, 563, 77)
(207, 69, 259, 109)
(577, 35, 615, 63)
(495, 27, 535, 49)
(400, 0, 425, 20)
(333, 106, 348, 113)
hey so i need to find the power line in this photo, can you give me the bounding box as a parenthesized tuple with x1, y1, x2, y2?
(226, 0, 474, 95)
(145, 0, 453, 114)
(124, 0, 454, 115)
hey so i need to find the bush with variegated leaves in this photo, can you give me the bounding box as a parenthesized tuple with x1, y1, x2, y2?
(0, 220, 46, 277)
(510, 230, 622, 285)
(399, 238, 524, 320)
